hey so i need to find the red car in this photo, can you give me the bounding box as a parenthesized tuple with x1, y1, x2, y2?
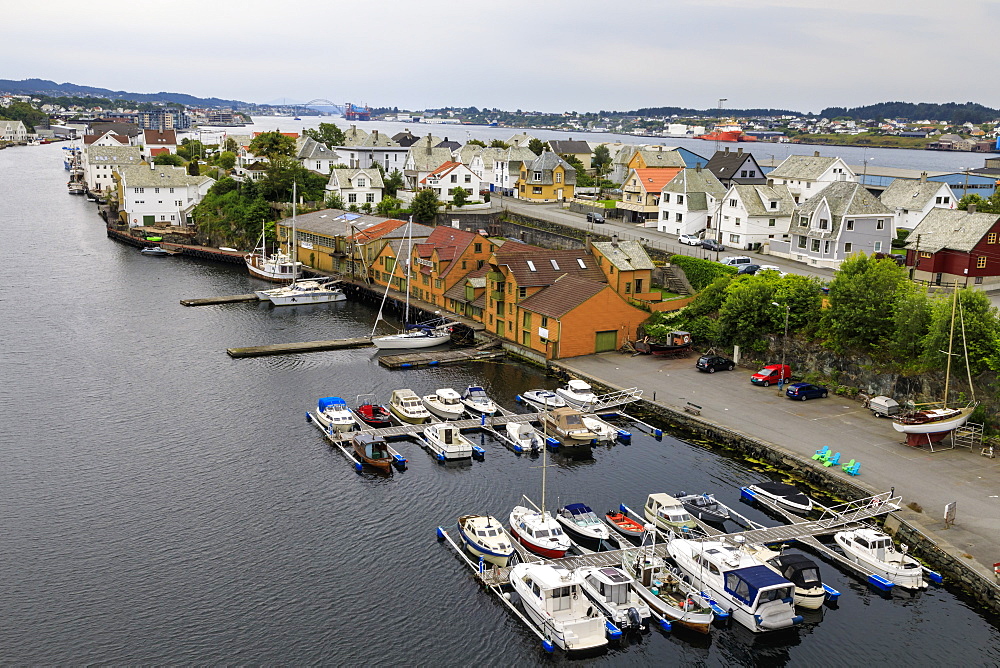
(750, 364, 791, 387)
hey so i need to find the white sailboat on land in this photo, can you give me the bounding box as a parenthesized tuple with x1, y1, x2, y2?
(371, 218, 451, 349)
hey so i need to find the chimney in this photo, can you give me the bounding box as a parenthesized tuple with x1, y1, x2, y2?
(737, 147, 743, 155)
(920, 171, 927, 182)
(373, 130, 378, 140)
(585, 232, 592, 249)
(814, 150, 820, 157)
(724, 147, 730, 155)
(767, 178, 774, 187)
(695, 163, 702, 172)
(351, 124, 357, 132)
(969, 204, 977, 214)
(612, 233, 619, 247)
(426, 133, 432, 155)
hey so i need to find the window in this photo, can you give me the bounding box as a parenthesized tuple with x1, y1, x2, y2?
(975, 276, 983, 284)
(533, 171, 542, 181)
(729, 234, 740, 243)
(316, 161, 321, 169)
(474, 242, 482, 253)
(450, 174, 457, 183)
(366, 193, 375, 203)
(844, 242, 853, 253)
(735, 218, 741, 226)
(978, 256, 987, 268)
(920, 251, 932, 258)
(522, 331, 530, 346)
(799, 216, 808, 226)
(576, 258, 586, 269)
(357, 178, 366, 187)
(876, 219, 885, 230)
(555, 172, 562, 183)
(824, 240, 830, 254)
(134, 187, 144, 194)
(943, 197, 950, 204)
(729, 198, 737, 207)
(541, 316, 548, 327)
(465, 174, 471, 183)
(533, 187, 542, 194)
(550, 259, 560, 270)
(663, 193, 670, 203)
(169, 188, 174, 193)
(154, 188, 160, 194)
(988, 233, 997, 244)
(522, 311, 531, 327)
(625, 282, 631, 294)
(768, 218, 776, 227)
(874, 241, 883, 252)
(811, 239, 820, 252)
(740, 170, 748, 177)
(749, 171, 756, 177)
(348, 193, 357, 203)
(519, 287, 527, 298)
(819, 218, 828, 230)
(846, 220, 854, 231)
(461, 260, 467, 269)
(675, 213, 683, 222)
(770, 200, 778, 209)
(677, 195, 684, 205)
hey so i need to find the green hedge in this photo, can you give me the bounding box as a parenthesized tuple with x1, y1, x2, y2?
(669, 255, 737, 290)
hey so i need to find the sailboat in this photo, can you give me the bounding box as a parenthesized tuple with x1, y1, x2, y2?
(245, 219, 302, 282)
(892, 284, 976, 443)
(371, 218, 452, 349)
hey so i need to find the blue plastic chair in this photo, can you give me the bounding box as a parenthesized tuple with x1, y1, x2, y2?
(812, 445, 830, 461)
(844, 460, 861, 476)
(824, 452, 841, 467)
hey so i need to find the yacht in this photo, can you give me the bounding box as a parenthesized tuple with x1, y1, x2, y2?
(423, 423, 474, 460)
(834, 528, 927, 589)
(421, 388, 465, 420)
(576, 566, 651, 632)
(555, 503, 612, 550)
(556, 379, 598, 409)
(311, 396, 358, 433)
(256, 280, 346, 306)
(746, 546, 826, 608)
(460, 386, 497, 415)
(643, 493, 699, 533)
(456, 515, 516, 567)
(388, 389, 431, 424)
(509, 505, 571, 558)
(509, 563, 609, 653)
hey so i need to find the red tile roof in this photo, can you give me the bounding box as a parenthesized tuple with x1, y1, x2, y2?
(347, 218, 408, 242)
(518, 275, 607, 318)
(253, 131, 299, 138)
(149, 147, 169, 156)
(630, 167, 682, 193)
(420, 160, 463, 184)
(492, 246, 605, 287)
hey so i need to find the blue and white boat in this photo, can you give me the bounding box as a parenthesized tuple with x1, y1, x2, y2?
(521, 389, 566, 411)
(457, 515, 515, 567)
(312, 396, 358, 433)
(555, 503, 612, 549)
(461, 386, 497, 415)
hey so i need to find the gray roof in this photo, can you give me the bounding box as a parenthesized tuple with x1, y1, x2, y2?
(796, 181, 893, 240)
(341, 125, 369, 146)
(662, 168, 726, 205)
(358, 129, 396, 147)
(455, 144, 482, 165)
(407, 145, 454, 172)
(507, 132, 536, 148)
(326, 168, 384, 190)
(905, 208, 1000, 253)
(730, 183, 795, 217)
(612, 145, 685, 167)
(296, 136, 342, 161)
(522, 151, 577, 185)
(768, 154, 844, 180)
(120, 165, 213, 188)
(435, 139, 462, 151)
(590, 240, 655, 271)
(548, 139, 591, 155)
(502, 146, 538, 165)
(879, 178, 947, 210)
(86, 145, 142, 165)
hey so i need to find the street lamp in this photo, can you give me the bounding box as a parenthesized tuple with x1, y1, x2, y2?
(772, 301, 790, 391)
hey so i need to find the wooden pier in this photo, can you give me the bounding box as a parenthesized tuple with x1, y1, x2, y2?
(181, 294, 260, 306)
(378, 347, 506, 369)
(227, 337, 373, 358)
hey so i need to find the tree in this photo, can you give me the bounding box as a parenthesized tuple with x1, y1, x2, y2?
(376, 195, 402, 217)
(177, 138, 205, 161)
(452, 186, 468, 207)
(717, 274, 781, 351)
(772, 274, 823, 333)
(188, 161, 200, 176)
(592, 145, 612, 176)
(889, 289, 933, 363)
(920, 289, 1000, 376)
(821, 254, 911, 353)
(384, 169, 405, 198)
(0, 100, 47, 132)
(248, 131, 296, 163)
(466, 138, 486, 148)
(216, 151, 236, 170)
(527, 138, 549, 155)
(489, 139, 510, 149)
(325, 192, 345, 210)
(153, 153, 185, 167)
(411, 188, 440, 223)
(303, 122, 346, 147)
(223, 137, 238, 153)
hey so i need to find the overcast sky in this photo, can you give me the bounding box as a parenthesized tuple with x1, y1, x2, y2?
(5, 0, 1000, 114)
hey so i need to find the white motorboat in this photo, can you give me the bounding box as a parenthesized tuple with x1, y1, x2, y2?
(543, 407, 597, 445)
(667, 536, 802, 633)
(747, 482, 814, 514)
(246, 220, 302, 282)
(257, 280, 346, 306)
(460, 386, 497, 415)
(643, 493, 698, 533)
(423, 423, 474, 460)
(509, 563, 609, 653)
(421, 388, 465, 420)
(555, 503, 612, 550)
(581, 415, 617, 441)
(746, 546, 826, 609)
(621, 546, 714, 634)
(676, 492, 731, 525)
(505, 422, 544, 453)
(312, 396, 358, 433)
(576, 566, 651, 632)
(509, 505, 572, 558)
(520, 389, 566, 410)
(556, 379, 598, 409)
(140, 246, 173, 256)
(834, 528, 927, 589)
(388, 389, 431, 424)
(457, 515, 516, 567)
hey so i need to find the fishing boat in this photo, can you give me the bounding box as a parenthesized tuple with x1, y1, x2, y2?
(311, 396, 358, 433)
(351, 433, 393, 473)
(555, 503, 612, 550)
(140, 246, 172, 256)
(423, 423, 474, 460)
(508, 563, 609, 653)
(388, 389, 431, 424)
(643, 493, 699, 533)
(621, 544, 715, 634)
(556, 379, 598, 409)
(543, 407, 597, 445)
(746, 545, 826, 609)
(257, 280, 346, 306)
(834, 528, 927, 589)
(421, 388, 465, 420)
(353, 394, 392, 428)
(245, 219, 302, 282)
(456, 515, 516, 567)
(668, 536, 801, 633)
(576, 566, 651, 632)
(505, 422, 544, 453)
(676, 492, 731, 526)
(605, 510, 647, 545)
(460, 385, 497, 415)
(747, 482, 814, 515)
(520, 389, 566, 410)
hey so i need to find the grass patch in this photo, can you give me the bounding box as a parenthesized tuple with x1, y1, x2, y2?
(650, 286, 682, 300)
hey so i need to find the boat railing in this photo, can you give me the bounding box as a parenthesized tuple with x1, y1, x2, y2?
(814, 492, 902, 528)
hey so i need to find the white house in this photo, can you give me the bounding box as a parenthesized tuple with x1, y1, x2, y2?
(717, 183, 796, 251)
(0, 120, 28, 142)
(118, 164, 214, 227)
(493, 145, 538, 194)
(336, 125, 407, 172)
(765, 151, 856, 203)
(403, 134, 454, 190)
(83, 131, 131, 148)
(878, 174, 957, 231)
(136, 129, 178, 162)
(297, 136, 343, 174)
(84, 145, 142, 194)
(421, 161, 483, 203)
(467, 147, 505, 189)
(657, 166, 727, 236)
(326, 168, 384, 208)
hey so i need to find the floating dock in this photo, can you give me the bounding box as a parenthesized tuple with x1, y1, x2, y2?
(181, 294, 260, 306)
(227, 337, 373, 358)
(378, 347, 506, 369)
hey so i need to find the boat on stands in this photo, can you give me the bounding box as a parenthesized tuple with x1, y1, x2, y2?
(456, 515, 516, 567)
(388, 389, 431, 425)
(605, 510, 647, 545)
(351, 433, 393, 473)
(245, 221, 302, 282)
(747, 481, 814, 515)
(508, 563, 609, 653)
(353, 394, 392, 428)
(676, 492, 731, 526)
(423, 423, 474, 460)
(556, 379, 598, 409)
(421, 388, 465, 420)
(505, 422, 544, 453)
(643, 493, 699, 533)
(667, 536, 801, 633)
(633, 331, 693, 357)
(520, 389, 566, 410)
(509, 504, 572, 558)
(555, 503, 612, 550)
(576, 566, 651, 632)
(311, 396, 358, 433)
(621, 544, 715, 634)
(256, 280, 346, 306)
(543, 407, 597, 445)
(745, 545, 826, 609)
(460, 385, 497, 415)
(834, 528, 927, 589)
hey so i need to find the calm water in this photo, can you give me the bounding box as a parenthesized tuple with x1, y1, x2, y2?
(1, 143, 998, 665)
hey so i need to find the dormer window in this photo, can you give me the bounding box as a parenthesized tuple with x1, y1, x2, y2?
(357, 178, 366, 187)
(818, 218, 828, 230)
(533, 171, 542, 181)
(770, 201, 778, 209)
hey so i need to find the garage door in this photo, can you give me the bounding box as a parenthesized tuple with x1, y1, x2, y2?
(595, 330, 617, 353)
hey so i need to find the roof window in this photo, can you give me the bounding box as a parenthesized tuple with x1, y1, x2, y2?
(576, 258, 586, 269)
(526, 260, 536, 271)
(550, 259, 560, 270)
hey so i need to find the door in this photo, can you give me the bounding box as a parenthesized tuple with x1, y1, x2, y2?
(497, 320, 505, 337)
(595, 330, 617, 352)
(142, 215, 155, 224)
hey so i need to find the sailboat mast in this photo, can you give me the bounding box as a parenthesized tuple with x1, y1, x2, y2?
(943, 283, 958, 409)
(541, 398, 548, 516)
(291, 182, 298, 284)
(404, 217, 414, 324)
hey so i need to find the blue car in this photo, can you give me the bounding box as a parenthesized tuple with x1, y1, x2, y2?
(785, 383, 828, 401)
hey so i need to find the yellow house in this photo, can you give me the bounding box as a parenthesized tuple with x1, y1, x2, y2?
(516, 150, 576, 202)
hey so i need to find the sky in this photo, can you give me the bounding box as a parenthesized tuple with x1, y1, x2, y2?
(5, 0, 1000, 114)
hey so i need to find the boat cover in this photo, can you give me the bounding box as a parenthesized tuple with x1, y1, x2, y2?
(755, 481, 810, 506)
(769, 553, 822, 588)
(318, 396, 347, 411)
(563, 503, 595, 516)
(723, 565, 791, 606)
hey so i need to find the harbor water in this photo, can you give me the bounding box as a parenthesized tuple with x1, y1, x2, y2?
(1, 143, 998, 664)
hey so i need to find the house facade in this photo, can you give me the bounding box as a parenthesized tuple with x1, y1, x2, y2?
(420, 161, 483, 204)
(905, 207, 1000, 288)
(705, 147, 767, 187)
(83, 145, 142, 194)
(336, 126, 407, 171)
(297, 136, 343, 174)
(325, 168, 384, 208)
(0, 120, 28, 142)
(717, 183, 796, 251)
(878, 175, 957, 231)
(403, 134, 453, 189)
(135, 129, 177, 162)
(657, 166, 726, 236)
(766, 152, 856, 203)
(411, 227, 497, 308)
(617, 167, 681, 225)
(117, 164, 214, 227)
(493, 146, 539, 194)
(516, 151, 576, 202)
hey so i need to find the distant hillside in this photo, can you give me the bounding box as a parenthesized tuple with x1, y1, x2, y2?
(0, 79, 247, 108)
(608, 106, 801, 118)
(819, 101, 1000, 124)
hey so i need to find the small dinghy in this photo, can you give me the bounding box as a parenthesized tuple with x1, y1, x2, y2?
(520, 389, 566, 411)
(643, 493, 699, 533)
(555, 503, 612, 550)
(140, 246, 172, 256)
(581, 414, 618, 442)
(505, 422, 543, 453)
(605, 510, 647, 545)
(457, 515, 515, 567)
(748, 481, 814, 514)
(353, 394, 392, 428)
(312, 396, 358, 433)
(422, 388, 464, 421)
(834, 528, 927, 589)
(676, 492, 730, 525)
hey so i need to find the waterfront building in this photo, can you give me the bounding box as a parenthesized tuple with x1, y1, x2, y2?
(766, 152, 857, 204)
(878, 174, 957, 231)
(326, 168, 384, 208)
(137, 108, 191, 131)
(420, 161, 483, 203)
(705, 148, 768, 188)
(588, 239, 659, 307)
(617, 167, 682, 225)
(717, 182, 796, 251)
(905, 207, 1000, 289)
(515, 151, 576, 202)
(116, 164, 214, 227)
(412, 227, 497, 308)
(83, 145, 142, 195)
(657, 165, 726, 237)
(0, 120, 29, 142)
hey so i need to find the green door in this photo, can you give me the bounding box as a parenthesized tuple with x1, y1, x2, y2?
(497, 320, 505, 337)
(595, 330, 617, 352)
(142, 215, 155, 225)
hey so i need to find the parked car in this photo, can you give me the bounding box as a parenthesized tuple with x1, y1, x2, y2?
(785, 382, 829, 400)
(757, 264, 786, 276)
(721, 256, 753, 267)
(737, 264, 762, 275)
(678, 234, 702, 246)
(701, 239, 725, 251)
(586, 211, 606, 224)
(696, 354, 735, 373)
(750, 364, 791, 387)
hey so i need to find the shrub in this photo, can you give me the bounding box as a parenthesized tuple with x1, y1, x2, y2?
(669, 255, 736, 291)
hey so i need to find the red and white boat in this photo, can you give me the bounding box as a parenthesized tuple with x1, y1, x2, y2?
(509, 505, 572, 558)
(353, 394, 392, 428)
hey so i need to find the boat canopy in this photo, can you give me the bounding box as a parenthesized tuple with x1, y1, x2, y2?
(318, 396, 347, 411)
(564, 503, 595, 517)
(769, 553, 822, 588)
(723, 565, 792, 607)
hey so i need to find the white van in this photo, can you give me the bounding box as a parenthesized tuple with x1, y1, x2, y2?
(721, 256, 753, 267)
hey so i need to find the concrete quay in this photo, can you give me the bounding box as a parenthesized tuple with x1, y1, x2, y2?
(552, 351, 1000, 613)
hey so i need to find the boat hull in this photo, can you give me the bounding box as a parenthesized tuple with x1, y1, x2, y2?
(245, 254, 300, 282)
(267, 290, 346, 306)
(372, 332, 450, 349)
(892, 407, 973, 434)
(605, 512, 646, 544)
(457, 516, 514, 567)
(389, 406, 429, 424)
(422, 400, 464, 421)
